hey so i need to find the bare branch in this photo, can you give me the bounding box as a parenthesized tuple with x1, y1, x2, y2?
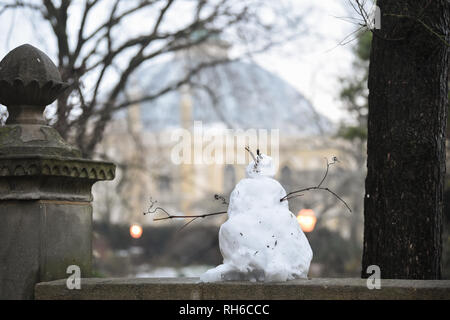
(0, 0, 42, 16)
(144, 197, 227, 226)
(245, 146, 257, 163)
(318, 156, 339, 188)
(152, 211, 228, 221)
(280, 156, 352, 213)
(214, 194, 228, 205)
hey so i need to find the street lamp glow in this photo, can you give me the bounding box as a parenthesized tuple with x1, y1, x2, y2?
(297, 209, 317, 233)
(130, 224, 143, 239)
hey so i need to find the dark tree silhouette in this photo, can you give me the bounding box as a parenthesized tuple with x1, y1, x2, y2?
(362, 0, 450, 279)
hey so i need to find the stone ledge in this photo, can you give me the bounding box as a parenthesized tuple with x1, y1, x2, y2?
(35, 278, 450, 300)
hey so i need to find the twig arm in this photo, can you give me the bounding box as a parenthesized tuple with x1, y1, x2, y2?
(153, 211, 228, 222)
(144, 197, 228, 225)
(280, 156, 352, 213)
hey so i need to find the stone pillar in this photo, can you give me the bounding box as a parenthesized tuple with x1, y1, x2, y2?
(0, 44, 115, 299)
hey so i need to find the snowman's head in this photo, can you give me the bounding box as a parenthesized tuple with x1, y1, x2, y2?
(246, 153, 277, 178)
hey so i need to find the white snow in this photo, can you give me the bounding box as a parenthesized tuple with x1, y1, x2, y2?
(200, 154, 313, 282)
(0, 105, 7, 126)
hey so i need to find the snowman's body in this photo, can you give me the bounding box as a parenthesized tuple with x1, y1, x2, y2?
(200, 154, 313, 282)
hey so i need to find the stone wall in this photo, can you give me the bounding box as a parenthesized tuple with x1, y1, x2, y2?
(35, 278, 450, 300)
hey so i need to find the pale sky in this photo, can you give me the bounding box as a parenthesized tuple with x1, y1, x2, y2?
(0, 0, 360, 123)
(254, 0, 357, 121)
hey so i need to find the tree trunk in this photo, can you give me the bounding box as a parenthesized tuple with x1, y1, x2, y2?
(362, 0, 450, 279)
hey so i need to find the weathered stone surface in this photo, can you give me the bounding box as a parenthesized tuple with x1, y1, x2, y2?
(34, 278, 450, 300)
(0, 44, 116, 300)
(0, 201, 92, 300)
(0, 44, 68, 108)
(0, 125, 82, 157)
(0, 156, 115, 201)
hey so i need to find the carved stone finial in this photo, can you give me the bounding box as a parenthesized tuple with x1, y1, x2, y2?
(0, 44, 116, 179)
(0, 44, 116, 200)
(0, 44, 69, 124)
(0, 44, 80, 157)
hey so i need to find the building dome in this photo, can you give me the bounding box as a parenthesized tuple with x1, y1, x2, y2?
(131, 57, 331, 135)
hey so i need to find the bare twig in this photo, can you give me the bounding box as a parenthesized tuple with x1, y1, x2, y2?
(280, 156, 352, 213)
(143, 198, 172, 218)
(214, 194, 229, 205)
(177, 217, 201, 233)
(144, 197, 227, 222)
(153, 211, 228, 222)
(245, 146, 262, 172)
(346, 0, 449, 46)
(245, 146, 257, 163)
(318, 156, 339, 188)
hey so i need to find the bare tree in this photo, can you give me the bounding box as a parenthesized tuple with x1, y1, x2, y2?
(0, 0, 304, 156)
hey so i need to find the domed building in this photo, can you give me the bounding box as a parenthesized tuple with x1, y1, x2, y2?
(133, 57, 330, 135)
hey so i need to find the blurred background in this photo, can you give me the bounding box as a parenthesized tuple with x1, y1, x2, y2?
(0, 0, 449, 279)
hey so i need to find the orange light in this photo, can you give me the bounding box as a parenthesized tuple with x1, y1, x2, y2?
(130, 224, 143, 239)
(297, 209, 317, 233)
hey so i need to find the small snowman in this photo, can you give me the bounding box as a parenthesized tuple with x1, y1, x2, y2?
(200, 150, 313, 282)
